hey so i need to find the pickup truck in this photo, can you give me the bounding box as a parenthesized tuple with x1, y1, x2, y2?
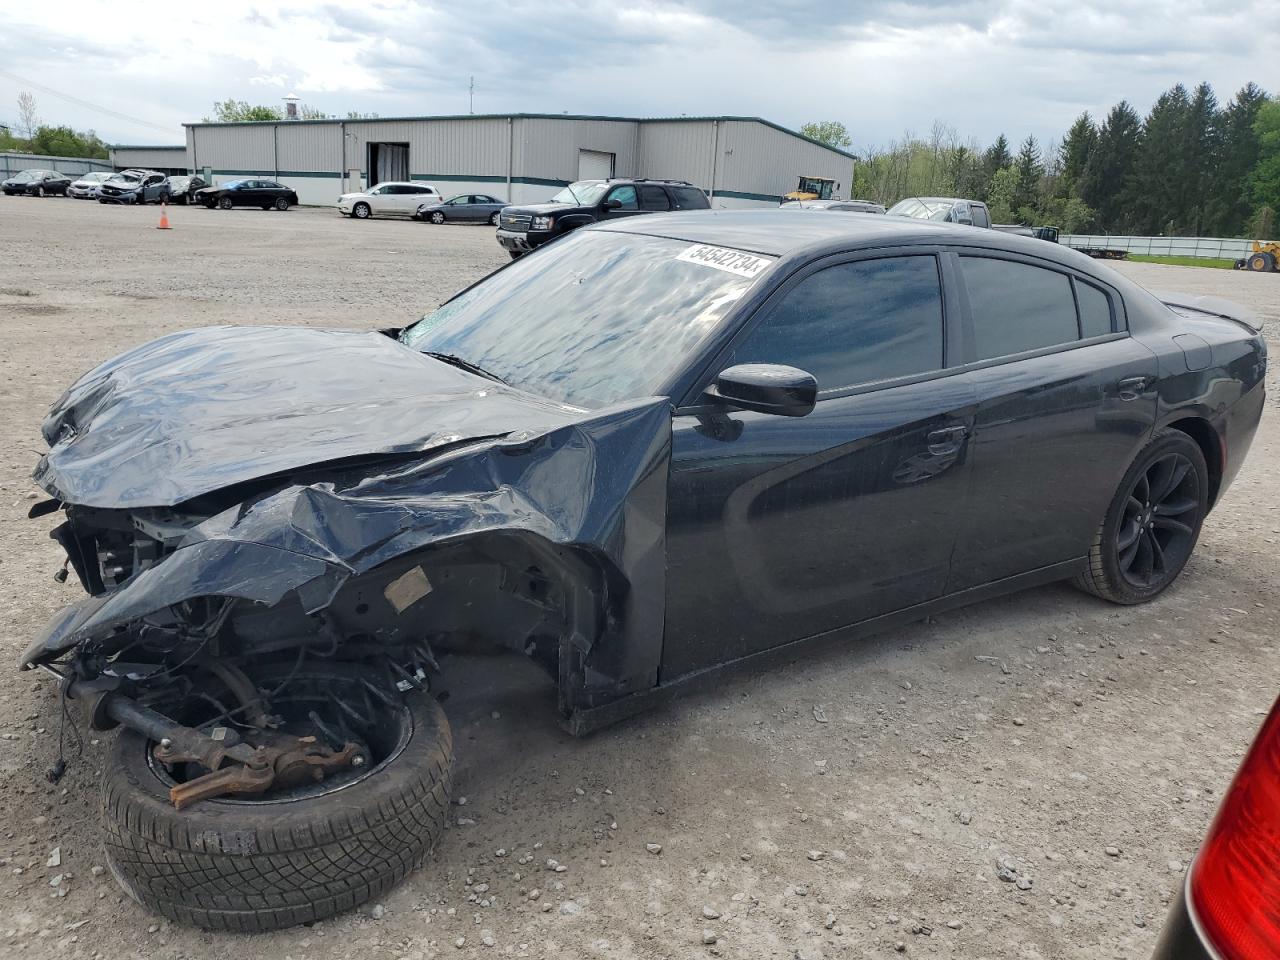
(886, 196, 1058, 242)
(496, 178, 709, 258)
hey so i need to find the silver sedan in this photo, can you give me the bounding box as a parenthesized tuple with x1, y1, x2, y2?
(415, 193, 507, 225)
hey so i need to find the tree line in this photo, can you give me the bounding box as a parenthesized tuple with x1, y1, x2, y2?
(807, 81, 1279, 238)
(1, 92, 109, 160)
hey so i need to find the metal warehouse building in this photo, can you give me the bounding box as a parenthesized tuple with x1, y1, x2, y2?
(109, 145, 189, 174)
(180, 114, 854, 207)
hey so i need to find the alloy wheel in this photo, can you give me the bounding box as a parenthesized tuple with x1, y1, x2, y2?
(1114, 452, 1200, 589)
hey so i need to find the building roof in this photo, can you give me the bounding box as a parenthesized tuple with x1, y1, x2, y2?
(182, 114, 855, 160)
(110, 144, 187, 151)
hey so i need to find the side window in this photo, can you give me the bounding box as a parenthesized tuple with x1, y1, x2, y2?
(970, 205, 990, 228)
(606, 185, 638, 209)
(262, 181, 282, 189)
(671, 186, 709, 209)
(638, 186, 671, 211)
(1075, 279, 1114, 338)
(731, 256, 945, 392)
(961, 257, 1078, 360)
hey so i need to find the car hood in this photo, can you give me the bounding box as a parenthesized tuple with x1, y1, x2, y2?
(34, 326, 584, 509)
(339, 192, 370, 201)
(503, 202, 583, 217)
(101, 181, 139, 191)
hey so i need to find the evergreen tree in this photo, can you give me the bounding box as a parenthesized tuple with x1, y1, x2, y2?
(981, 134, 1011, 196)
(1128, 84, 1191, 233)
(1081, 101, 1143, 232)
(1012, 135, 1042, 215)
(1249, 99, 1280, 227)
(1059, 113, 1097, 196)
(1207, 83, 1268, 235)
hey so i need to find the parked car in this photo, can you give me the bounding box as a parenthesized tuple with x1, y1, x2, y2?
(195, 178, 298, 210)
(2, 169, 72, 197)
(1150, 694, 1280, 959)
(20, 212, 1265, 932)
(415, 193, 507, 225)
(165, 175, 208, 204)
(781, 198, 886, 213)
(337, 181, 441, 219)
(98, 170, 170, 205)
(67, 171, 114, 199)
(496, 178, 710, 257)
(887, 195, 993, 227)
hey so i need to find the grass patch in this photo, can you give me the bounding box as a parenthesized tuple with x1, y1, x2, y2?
(1127, 255, 1236, 270)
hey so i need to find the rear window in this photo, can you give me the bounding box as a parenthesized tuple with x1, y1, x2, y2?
(961, 257, 1079, 360)
(671, 186, 710, 210)
(639, 186, 671, 211)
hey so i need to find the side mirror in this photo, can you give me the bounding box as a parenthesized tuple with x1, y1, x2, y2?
(603, 197, 623, 209)
(707, 363, 817, 417)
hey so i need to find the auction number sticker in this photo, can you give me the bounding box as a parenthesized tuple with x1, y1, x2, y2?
(676, 244, 774, 279)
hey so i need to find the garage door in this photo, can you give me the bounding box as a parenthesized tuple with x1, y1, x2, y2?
(578, 149, 615, 181)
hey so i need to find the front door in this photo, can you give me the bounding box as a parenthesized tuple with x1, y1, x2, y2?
(662, 251, 976, 680)
(944, 252, 1158, 590)
(599, 184, 645, 221)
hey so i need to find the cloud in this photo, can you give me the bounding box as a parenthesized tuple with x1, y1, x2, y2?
(0, 0, 1274, 149)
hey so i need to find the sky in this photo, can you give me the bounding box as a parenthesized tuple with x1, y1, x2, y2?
(1, 0, 1276, 151)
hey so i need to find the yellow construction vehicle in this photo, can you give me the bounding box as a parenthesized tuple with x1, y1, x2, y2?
(782, 175, 838, 203)
(1234, 240, 1280, 272)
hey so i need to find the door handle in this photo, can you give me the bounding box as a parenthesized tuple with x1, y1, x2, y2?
(1116, 376, 1151, 400)
(926, 425, 969, 455)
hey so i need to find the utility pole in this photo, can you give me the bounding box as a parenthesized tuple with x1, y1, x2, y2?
(469, 76, 474, 114)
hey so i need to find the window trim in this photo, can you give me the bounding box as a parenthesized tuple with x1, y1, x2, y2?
(945, 246, 1129, 370)
(677, 248, 953, 408)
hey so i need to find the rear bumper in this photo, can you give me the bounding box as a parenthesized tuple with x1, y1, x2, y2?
(1150, 880, 1216, 960)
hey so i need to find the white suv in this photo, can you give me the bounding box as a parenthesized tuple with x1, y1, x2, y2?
(338, 182, 441, 219)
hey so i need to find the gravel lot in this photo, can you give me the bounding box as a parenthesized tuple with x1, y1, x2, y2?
(1, 196, 1278, 960)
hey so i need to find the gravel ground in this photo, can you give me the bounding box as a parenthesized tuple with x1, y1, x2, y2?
(1, 196, 1278, 960)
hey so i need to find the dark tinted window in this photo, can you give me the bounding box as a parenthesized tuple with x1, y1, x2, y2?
(639, 185, 671, 211)
(962, 257, 1078, 360)
(607, 185, 638, 209)
(1075, 279, 1113, 337)
(671, 186, 709, 210)
(261, 181, 282, 189)
(732, 256, 944, 391)
(970, 204, 990, 228)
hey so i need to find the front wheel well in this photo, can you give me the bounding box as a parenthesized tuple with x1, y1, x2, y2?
(1165, 417, 1222, 507)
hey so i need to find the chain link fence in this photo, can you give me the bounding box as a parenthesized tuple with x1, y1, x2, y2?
(0, 152, 114, 179)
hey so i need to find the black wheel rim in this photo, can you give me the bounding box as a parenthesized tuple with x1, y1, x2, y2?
(1115, 452, 1199, 589)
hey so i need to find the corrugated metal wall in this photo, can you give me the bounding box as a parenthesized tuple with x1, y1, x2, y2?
(715, 121, 852, 202)
(109, 146, 188, 172)
(637, 121, 716, 192)
(181, 116, 854, 207)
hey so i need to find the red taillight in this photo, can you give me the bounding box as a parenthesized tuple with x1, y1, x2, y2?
(1189, 696, 1280, 960)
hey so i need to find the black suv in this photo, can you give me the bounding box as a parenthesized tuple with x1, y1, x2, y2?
(496, 178, 709, 257)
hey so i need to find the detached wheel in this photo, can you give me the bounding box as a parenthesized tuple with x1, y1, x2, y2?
(101, 666, 453, 932)
(352, 202, 371, 219)
(218, 196, 233, 210)
(1074, 429, 1208, 604)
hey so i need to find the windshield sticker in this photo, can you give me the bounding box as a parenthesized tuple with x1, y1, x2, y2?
(676, 244, 775, 279)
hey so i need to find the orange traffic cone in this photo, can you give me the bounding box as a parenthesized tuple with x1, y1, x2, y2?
(157, 202, 172, 230)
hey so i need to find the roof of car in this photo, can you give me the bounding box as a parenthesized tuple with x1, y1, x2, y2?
(596, 209, 1091, 266)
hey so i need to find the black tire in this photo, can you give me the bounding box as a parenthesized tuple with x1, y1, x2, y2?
(508, 250, 523, 260)
(273, 197, 289, 211)
(489, 211, 500, 226)
(36, 185, 45, 198)
(1247, 252, 1275, 272)
(218, 196, 233, 210)
(352, 201, 371, 220)
(1074, 429, 1208, 604)
(430, 211, 446, 224)
(101, 668, 453, 932)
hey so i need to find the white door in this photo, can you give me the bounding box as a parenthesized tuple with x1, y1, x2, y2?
(578, 150, 614, 181)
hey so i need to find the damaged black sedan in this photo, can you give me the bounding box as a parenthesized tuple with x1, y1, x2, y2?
(21, 212, 1266, 931)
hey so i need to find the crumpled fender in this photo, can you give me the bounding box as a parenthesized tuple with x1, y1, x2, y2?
(23, 399, 672, 704)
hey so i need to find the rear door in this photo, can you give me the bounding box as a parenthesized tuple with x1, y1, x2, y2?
(639, 185, 672, 213)
(945, 251, 1158, 590)
(663, 250, 976, 679)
